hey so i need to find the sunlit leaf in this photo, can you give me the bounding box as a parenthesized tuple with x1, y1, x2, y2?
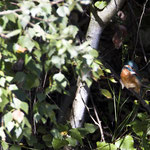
(5, 29, 21, 38)
(104, 68, 111, 73)
(53, 73, 65, 82)
(20, 15, 30, 29)
(6, 14, 16, 23)
(4, 112, 13, 127)
(20, 101, 29, 114)
(0, 77, 6, 87)
(14, 43, 27, 53)
(95, 1, 107, 10)
(15, 127, 22, 138)
(109, 77, 118, 83)
(101, 89, 112, 99)
(89, 49, 99, 57)
(57, 6, 70, 17)
(6, 121, 15, 132)
(97, 141, 117, 150)
(18, 36, 35, 52)
(12, 98, 28, 114)
(62, 25, 78, 38)
(0, 127, 6, 141)
(2, 141, 8, 150)
(115, 135, 136, 150)
(85, 78, 92, 87)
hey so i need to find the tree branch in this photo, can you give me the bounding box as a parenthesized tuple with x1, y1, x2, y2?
(0, 9, 21, 15)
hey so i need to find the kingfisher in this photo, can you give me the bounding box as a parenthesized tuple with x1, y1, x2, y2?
(120, 61, 141, 94)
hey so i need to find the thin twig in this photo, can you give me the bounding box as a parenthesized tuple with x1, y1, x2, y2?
(133, 0, 149, 60)
(128, 2, 147, 62)
(90, 95, 105, 141)
(79, 89, 105, 141)
(50, 0, 64, 5)
(0, 33, 9, 39)
(42, 72, 48, 88)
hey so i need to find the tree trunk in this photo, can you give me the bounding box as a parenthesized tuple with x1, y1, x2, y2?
(70, 0, 126, 128)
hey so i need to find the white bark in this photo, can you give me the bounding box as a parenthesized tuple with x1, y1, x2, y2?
(70, 0, 126, 128)
(70, 80, 89, 128)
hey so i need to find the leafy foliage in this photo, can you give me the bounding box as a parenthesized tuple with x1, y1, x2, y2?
(0, 0, 100, 149)
(0, 0, 150, 149)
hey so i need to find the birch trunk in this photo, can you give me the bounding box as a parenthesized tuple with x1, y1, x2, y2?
(70, 0, 126, 128)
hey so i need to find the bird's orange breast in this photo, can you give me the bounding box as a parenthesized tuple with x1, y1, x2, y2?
(120, 68, 141, 93)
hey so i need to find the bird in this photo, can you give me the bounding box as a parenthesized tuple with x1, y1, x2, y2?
(120, 61, 141, 94)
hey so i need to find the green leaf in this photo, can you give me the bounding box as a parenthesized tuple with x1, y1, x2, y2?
(13, 72, 26, 83)
(84, 123, 97, 133)
(15, 127, 22, 138)
(109, 77, 118, 83)
(70, 128, 83, 145)
(89, 49, 99, 58)
(57, 6, 70, 17)
(97, 141, 117, 150)
(8, 84, 18, 91)
(5, 29, 21, 38)
(20, 101, 29, 114)
(51, 55, 65, 68)
(20, 15, 30, 29)
(26, 27, 36, 39)
(6, 14, 16, 23)
(37, 93, 46, 102)
(18, 36, 35, 51)
(25, 55, 32, 65)
(24, 117, 31, 128)
(95, 1, 107, 10)
(12, 98, 28, 114)
(24, 74, 40, 89)
(130, 119, 146, 137)
(52, 138, 68, 150)
(104, 68, 111, 73)
(101, 89, 112, 99)
(53, 73, 65, 82)
(10, 145, 21, 150)
(115, 135, 136, 150)
(83, 54, 93, 65)
(62, 25, 78, 38)
(66, 137, 77, 147)
(2, 141, 9, 150)
(6, 121, 15, 132)
(0, 127, 6, 141)
(0, 93, 9, 112)
(0, 77, 6, 87)
(42, 134, 52, 142)
(23, 127, 32, 139)
(85, 78, 92, 87)
(4, 112, 13, 127)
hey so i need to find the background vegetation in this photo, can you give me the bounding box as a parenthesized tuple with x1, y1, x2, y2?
(0, 0, 150, 149)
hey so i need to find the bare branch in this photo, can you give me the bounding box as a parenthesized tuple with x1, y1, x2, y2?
(0, 9, 21, 15)
(90, 96, 105, 142)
